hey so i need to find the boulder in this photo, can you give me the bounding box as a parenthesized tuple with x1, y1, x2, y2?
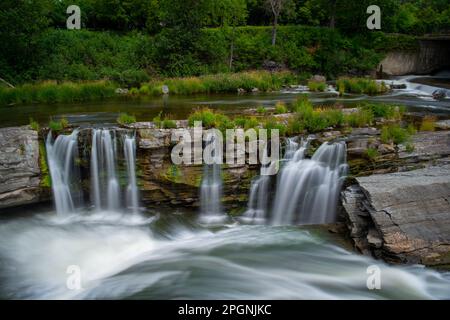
(0, 126, 44, 209)
(310, 75, 326, 82)
(432, 89, 446, 100)
(342, 164, 450, 266)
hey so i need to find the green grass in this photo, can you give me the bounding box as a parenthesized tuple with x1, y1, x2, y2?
(420, 116, 436, 132)
(336, 78, 388, 95)
(117, 113, 136, 125)
(48, 117, 69, 132)
(345, 109, 374, 128)
(0, 81, 117, 106)
(256, 106, 267, 114)
(365, 147, 380, 161)
(138, 71, 299, 96)
(29, 118, 40, 131)
(308, 80, 326, 92)
(274, 102, 288, 114)
(380, 124, 411, 145)
(362, 102, 404, 120)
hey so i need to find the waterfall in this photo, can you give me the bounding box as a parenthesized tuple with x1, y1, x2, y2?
(90, 129, 140, 212)
(242, 147, 278, 224)
(90, 129, 121, 211)
(271, 141, 347, 225)
(46, 130, 81, 215)
(242, 138, 347, 226)
(47, 128, 139, 214)
(124, 134, 139, 213)
(200, 132, 223, 220)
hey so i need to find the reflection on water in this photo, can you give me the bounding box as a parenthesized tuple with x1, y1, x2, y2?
(0, 209, 449, 300)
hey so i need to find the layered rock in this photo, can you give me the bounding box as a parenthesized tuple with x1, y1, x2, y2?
(0, 126, 48, 209)
(342, 164, 450, 266)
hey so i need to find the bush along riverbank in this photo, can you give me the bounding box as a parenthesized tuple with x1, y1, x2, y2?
(0, 72, 390, 107)
(0, 81, 116, 106)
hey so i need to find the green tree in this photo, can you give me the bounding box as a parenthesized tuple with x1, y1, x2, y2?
(0, 0, 53, 83)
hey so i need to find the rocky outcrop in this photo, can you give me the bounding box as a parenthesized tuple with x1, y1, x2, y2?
(0, 126, 48, 209)
(342, 163, 450, 266)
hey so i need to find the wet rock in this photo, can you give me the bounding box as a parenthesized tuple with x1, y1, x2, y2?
(399, 131, 450, 161)
(378, 143, 395, 154)
(251, 88, 259, 93)
(350, 165, 450, 266)
(237, 88, 246, 94)
(0, 126, 45, 209)
(390, 83, 407, 90)
(432, 89, 446, 100)
(310, 75, 326, 82)
(435, 120, 450, 130)
(115, 88, 129, 95)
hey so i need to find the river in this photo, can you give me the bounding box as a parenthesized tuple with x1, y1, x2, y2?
(0, 73, 449, 300)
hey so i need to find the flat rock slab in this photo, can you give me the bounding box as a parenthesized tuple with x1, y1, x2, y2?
(0, 126, 42, 209)
(356, 165, 450, 265)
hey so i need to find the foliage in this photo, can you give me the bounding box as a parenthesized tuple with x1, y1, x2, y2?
(345, 109, 374, 128)
(308, 80, 326, 92)
(420, 116, 437, 132)
(0, 81, 116, 106)
(29, 118, 40, 131)
(274, 101, 288, 114)
(365, 147, 379, 161)
(256, 105, 267, 114)
(117, 113, 137, 125)
(48, 117, 69, 132)
(336, 78, 388, 95)
(380, 124, 410, 145)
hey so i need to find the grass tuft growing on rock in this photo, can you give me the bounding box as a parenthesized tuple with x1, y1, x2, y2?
(336, 78, 388, 95)
(117, 113, 136, 125)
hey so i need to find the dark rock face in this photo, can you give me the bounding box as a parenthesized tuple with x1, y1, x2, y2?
(342, 164, 450, 266)
(432, 89, 447, 100)
(0, 126, 47, 209)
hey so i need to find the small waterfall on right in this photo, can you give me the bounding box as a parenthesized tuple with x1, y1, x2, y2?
(271, 140, 348, 225)
(46, 130, 81, 215)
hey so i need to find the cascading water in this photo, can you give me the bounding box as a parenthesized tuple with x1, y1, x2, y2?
(46, 128, 139, 214)
(243, 137, 347, 226)
(199, 132, 224, 222)
(90, 128, 140, 212)
(242, 147, 278, 224)
(90, 129, 121, 211)
(124, 134, 139, 213)
(46, 130, 81, 215)
(271, 140, 347, 225)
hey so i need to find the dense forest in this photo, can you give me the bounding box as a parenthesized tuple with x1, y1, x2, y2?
(0, 0, 449, 85)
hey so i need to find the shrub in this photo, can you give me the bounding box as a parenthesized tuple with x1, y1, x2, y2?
(117, 113, 136, 125)
(188, 108, 217, 127)
(256, 106, 267, 114)
(162, 119, 177, 129)
(29, 118, 40, 131)
(420, 116, 436, 132)
(264, 118, 286, 136)
(48, 120, 62, 132)
(380, 125, 410, 145)
(336, 78, 388, 95)
(362, 103, 404, 120)
(345, 108, 374, 127)
(274, 102, 288, 114)
(308, 80, 326, 92)
(366, 148, 379, 161)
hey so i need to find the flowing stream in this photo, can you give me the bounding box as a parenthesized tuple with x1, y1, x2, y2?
(1, 75, 450, 299)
